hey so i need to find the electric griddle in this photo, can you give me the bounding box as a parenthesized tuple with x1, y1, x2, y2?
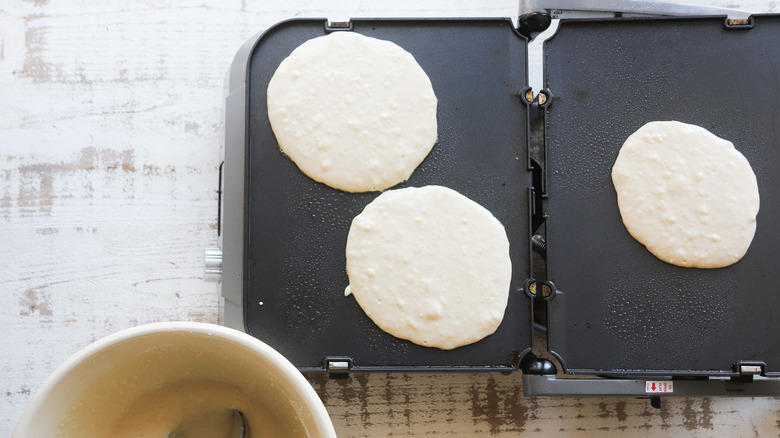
(206, 0, 780, 402)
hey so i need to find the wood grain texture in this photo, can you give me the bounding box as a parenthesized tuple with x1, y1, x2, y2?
(2, 1, 779, 436)
(307, 372, 780, 437)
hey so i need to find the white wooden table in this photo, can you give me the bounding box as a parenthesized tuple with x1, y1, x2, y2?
(2, 1, 779, 436)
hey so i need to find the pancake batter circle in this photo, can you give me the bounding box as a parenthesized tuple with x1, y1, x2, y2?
(344, 185, 511, 350)
(611, 121, 759, 268)
(266, 31, 438, 192)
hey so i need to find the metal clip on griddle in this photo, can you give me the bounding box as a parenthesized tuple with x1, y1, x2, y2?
(518, 0, 780, 402)
(517, 0, 752, 39)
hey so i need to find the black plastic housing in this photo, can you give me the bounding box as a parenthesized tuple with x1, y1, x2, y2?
(543, 15, 780, 377)
(244, 18, 534, 372)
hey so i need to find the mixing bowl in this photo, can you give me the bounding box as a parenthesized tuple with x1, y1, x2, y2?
(12, 322, 336, 437)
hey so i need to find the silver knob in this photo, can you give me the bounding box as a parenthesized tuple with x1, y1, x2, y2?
(204, 247, 223, 282)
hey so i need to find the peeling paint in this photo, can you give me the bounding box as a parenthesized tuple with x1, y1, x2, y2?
(615, 401, 627, 422)
(185, 121, 200, 133)
(681, 398, 714, 430)
(13, 147, 136, 216)
(19, 287, 53, 316)
(10, 146, 139, 218)
(22, 26, 52, 83)
(470, 375, 534, 435)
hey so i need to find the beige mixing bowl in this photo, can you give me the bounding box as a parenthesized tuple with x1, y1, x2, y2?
(12, 322, 336, 437)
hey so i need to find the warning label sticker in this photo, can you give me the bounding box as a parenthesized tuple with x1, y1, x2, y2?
(645, 381, 674, 393)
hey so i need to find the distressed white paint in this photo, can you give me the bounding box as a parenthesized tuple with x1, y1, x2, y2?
(2, 1, 779, 437)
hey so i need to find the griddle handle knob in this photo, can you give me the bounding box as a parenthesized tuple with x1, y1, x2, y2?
(518, 12, 552, 40)
(524, 358, 558, 375)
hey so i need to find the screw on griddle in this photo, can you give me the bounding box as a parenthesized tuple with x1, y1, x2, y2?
(537, 92, 548, 106)
(528, 282, 537, 296)
(525, 90, 535, 103)
(542, 284, 552, 298)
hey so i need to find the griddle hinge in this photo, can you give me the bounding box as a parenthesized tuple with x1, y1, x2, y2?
(524, 279, 557, 300)
(524, 88, 552, 107)
(517, 11, 553, 41)
(527, 88, 552, 199)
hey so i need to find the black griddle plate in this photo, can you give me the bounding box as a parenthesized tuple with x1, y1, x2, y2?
(544, 15, 780, 376)
(245, 19, 533, 371)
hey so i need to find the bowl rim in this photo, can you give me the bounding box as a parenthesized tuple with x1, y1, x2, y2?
(13, 321, 336, 437)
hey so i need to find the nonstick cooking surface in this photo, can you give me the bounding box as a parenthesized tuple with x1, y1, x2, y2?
(544, 15, 780, 376)
(244, 18, 532, 371)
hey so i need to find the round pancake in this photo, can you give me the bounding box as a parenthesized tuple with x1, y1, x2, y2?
(612, 121, 759, 268)
(267, 31, 438, 192)
(345, 185, 511, 350)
